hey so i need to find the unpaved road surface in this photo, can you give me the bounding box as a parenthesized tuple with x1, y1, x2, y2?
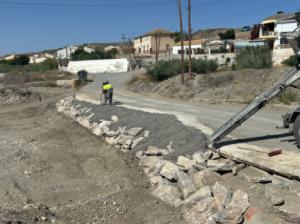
(79, 71, 298, 152)
(0, 87, 183, 224)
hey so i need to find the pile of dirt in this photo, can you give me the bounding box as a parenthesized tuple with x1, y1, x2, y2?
(72, 99, 208, 160)
(128, 67, 298, 104)
(0, 87, 41, 105)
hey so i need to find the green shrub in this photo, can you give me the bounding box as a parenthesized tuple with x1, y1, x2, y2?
(0, 58, 58, 73)
(218, 29, 235, 40)
(278, 89, 298, 105)
(236, 46, 272, 69)
(147, 59, 218, 81)
(71, 48, 117, 61)
(282, 55, 298, 67)
(147, 59, 181, 81)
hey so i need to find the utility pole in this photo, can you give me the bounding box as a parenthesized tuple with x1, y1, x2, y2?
(188, 0, 192, 80)
(178, 0, 184, 84)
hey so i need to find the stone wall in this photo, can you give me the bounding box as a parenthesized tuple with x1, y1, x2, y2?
(65, 58, 129, 74)
(272, 48, 294, 66)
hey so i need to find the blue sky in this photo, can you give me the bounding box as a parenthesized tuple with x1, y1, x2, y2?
(0, 0, 299, 56)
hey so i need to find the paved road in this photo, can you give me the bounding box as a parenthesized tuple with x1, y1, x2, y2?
(79, 71, 298, 152)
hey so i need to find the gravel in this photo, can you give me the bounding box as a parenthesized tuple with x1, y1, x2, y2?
(73, 99, 208, 160)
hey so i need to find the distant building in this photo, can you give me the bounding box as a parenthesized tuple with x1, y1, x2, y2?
(259, 12, 298, 49)
(57, 45, 95, 60)
(104, 45, 120, 52)
(172, 39, 205, 55)
(4, 54, 16, 61)
(29, 52, 55, 64)
(133, 29, 175, 55)
(57, 45, 78, 60)
(259, 11, 299, 65)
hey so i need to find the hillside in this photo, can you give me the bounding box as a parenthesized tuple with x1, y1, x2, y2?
(193, 28, 250, 40)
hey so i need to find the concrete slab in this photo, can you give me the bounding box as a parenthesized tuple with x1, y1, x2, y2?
(220, 144, 300, 180)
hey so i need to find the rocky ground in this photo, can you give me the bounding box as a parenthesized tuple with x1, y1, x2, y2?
(57, 97, 300, 224)
(0, 86, 184, 224)
(128, 67, 300, 104)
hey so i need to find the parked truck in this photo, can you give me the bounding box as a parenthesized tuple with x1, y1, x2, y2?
(209, 12, 300, 147)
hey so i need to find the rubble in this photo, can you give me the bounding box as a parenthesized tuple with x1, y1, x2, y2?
(152, 181, 182, 207)
(239, 166, 272, 184)
(212, 182, 232, 211)
(264, 184, 285, 206)
(176, 171, 196, 199)
(159, 162, 181, 181)
(144, 146, 169, 156)
(191, 170, 221, 189)
(177, 156, 197, 171)
(226, 190, 249, 214)
(181, 186, 212, 206)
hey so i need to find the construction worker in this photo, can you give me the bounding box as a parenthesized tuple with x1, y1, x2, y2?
(101, 81, 108, 105)
(103, 81, 113, 106)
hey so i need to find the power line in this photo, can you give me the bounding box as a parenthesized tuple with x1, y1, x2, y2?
(0, 0, 176, 8)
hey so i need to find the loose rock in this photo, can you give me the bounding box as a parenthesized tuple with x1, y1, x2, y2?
(177, 156, 196, 171)
(160, 162, 181, 181)
(181, 186, 212, 206)
(181, 197, 218, 224)
(226, 190, 249, 214)
(145, 146, 169, 156)
(152, 181, 182, 207)
(191, 170, 221, 189)
(176, 171, 196, 199)
(214, 207, 243, 224)
(212, 182, 232, 211)
(207, 159, 235, 173)
(239, 166, 272, 184)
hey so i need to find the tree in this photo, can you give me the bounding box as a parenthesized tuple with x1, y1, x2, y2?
(218, 29, 235, 40)
(173, 31, 189, 43)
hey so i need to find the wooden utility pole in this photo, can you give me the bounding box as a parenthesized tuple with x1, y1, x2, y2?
(188, 0, 192, 80)
(178, 0, 184, 84)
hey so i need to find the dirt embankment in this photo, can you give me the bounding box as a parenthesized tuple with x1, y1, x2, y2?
(0, 86, 183, 224)
(128, 68, 299, 104)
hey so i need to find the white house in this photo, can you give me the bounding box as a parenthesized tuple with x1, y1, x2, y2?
(259, 12, 298, 49)
(172, 39, 205, 55)
(57, 45, 78, 60)
(57, 45, 95, 60)
(29, 52, 55, 64)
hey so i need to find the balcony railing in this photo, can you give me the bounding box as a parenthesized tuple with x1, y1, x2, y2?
(261, 31, 277, 37)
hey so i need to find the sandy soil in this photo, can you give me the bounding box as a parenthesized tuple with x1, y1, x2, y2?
(0, 86, 184, 224)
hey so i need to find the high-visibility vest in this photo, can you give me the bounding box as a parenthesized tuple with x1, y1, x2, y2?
(103, 84, 113, 90)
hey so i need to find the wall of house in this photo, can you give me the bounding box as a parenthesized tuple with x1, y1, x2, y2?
(134, 36, 152, 54)
(192, 53, 236, 65)
(150, 36, 175, 54)
(172, 44, 203, 55)
(272, 48, 294, 66)
(57, 46, 78, 59)
(65, 58, 129, 74)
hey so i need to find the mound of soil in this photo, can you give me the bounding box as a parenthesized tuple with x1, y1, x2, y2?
(0, 87, 41, 105)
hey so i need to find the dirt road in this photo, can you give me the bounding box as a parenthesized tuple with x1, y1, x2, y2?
(0, 86, 184, 223)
